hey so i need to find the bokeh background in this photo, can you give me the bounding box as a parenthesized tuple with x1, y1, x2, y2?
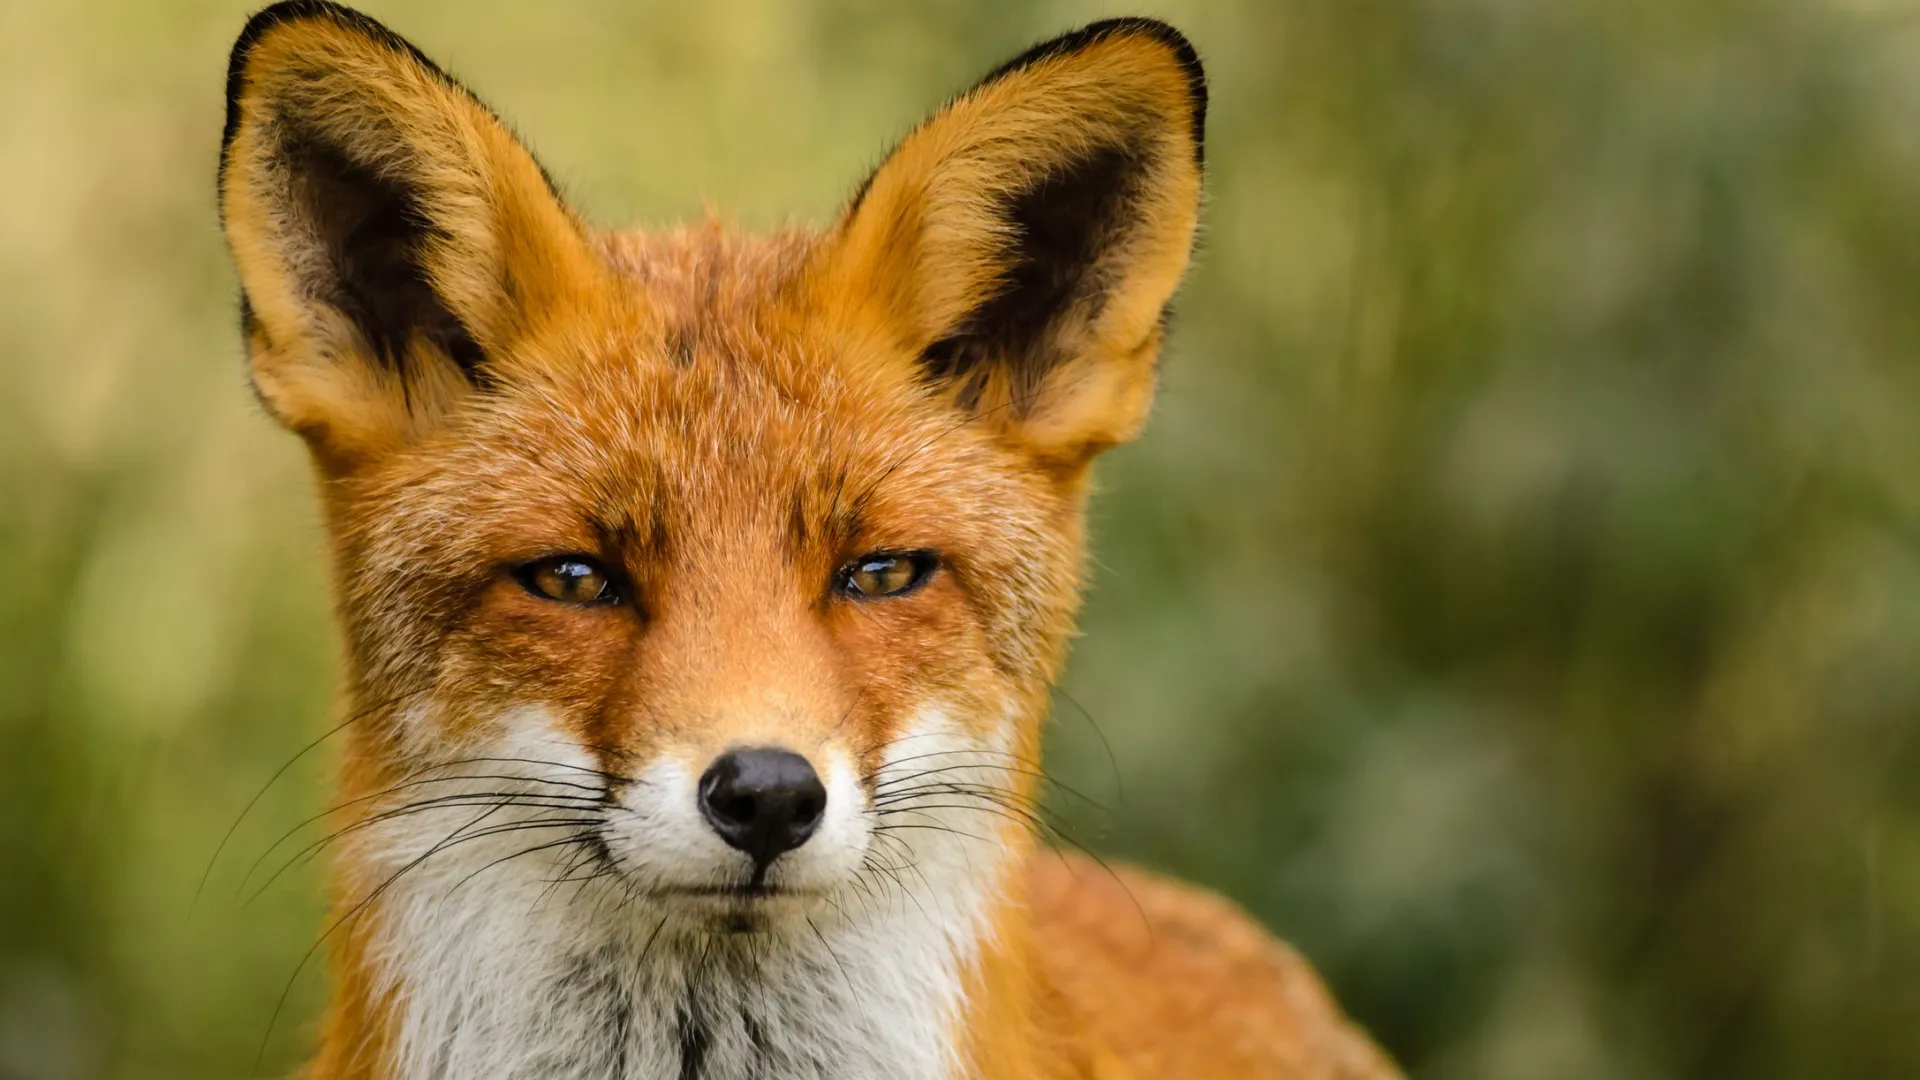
(5, 0, 1920, 1076)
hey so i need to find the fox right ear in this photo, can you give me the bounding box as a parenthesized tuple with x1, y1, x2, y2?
(815, 19, 1205, 473)
(219, 1, 604, 470)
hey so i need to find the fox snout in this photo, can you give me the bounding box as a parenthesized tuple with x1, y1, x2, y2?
(588, 721, 878, 914)
(697, 747, 828, 873)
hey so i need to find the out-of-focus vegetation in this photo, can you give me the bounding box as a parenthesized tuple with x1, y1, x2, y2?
(4, 1, 1920, 1076)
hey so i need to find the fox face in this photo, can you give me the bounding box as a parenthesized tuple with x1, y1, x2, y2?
(220, 3, 1206, 1076)
(318, 264, 1096, 917)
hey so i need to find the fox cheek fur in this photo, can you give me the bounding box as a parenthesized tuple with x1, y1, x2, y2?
(218, 3, 1400, 1078)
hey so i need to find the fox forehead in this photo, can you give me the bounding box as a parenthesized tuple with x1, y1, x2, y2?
(364, 226, 1047, 560)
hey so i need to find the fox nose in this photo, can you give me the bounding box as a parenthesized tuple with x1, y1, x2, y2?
(697, 748, 827, 867)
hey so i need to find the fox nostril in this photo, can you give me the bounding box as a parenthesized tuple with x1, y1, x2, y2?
(713, 792, 758, 827)
(697, 747, 828, 866)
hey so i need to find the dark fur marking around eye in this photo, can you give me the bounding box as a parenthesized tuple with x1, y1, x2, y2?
(788, 485, 811, 551)
(918, 140, 1141, 408)
(792, 469, 863, 565)
(647, 500, 674, 564)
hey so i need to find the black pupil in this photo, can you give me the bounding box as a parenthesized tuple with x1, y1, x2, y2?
(849, 555, 924, 597)
(552, 561, 598, 598)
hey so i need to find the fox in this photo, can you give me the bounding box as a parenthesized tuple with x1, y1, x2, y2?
(215, 2, 1402, 1078)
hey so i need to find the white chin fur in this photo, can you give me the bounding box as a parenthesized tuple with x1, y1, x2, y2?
(356, 705, 1015, 1080)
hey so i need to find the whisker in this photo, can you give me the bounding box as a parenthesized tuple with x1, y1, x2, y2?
(1051, 685, 1125, 808)
(806, 915, 860, 1005)
(243, 792, 605, 905)
(877, 800, 1050, 836)
(413, 754, 631, 785)
(258, 797, 522, 1067)
(192, 687, 426, 916)
(868, 751, 1110, 812)
(869, 822, 992, 844)
(449, 832, 603, 899)
(868, 781, 1138, 927)
(237, 778, 604, 900)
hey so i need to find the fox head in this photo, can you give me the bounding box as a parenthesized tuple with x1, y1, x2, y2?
(219, 0, 1202, 987)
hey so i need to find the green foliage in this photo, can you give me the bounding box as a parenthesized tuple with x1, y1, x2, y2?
(3, 1, 1917, 1076)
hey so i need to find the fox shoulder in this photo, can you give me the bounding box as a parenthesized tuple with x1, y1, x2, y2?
(1026, 853, 1402, 1080)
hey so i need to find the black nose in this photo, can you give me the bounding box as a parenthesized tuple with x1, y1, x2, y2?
(697, 748, 827, 866)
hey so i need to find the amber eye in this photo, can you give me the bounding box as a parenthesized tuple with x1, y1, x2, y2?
(514, 555, 620, 606)
(836, 551, 937, 600)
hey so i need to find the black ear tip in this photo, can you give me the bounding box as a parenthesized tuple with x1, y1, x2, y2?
(979, 18, 1208, 167)
(228, 1, 415, 71)
(226, 4, 362, 162)
(217, 0, 568, 221)
(1073, 17, 1206, 85)
(221, 2, 439, 162)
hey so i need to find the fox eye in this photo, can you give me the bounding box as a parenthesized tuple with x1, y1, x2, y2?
(514, 555, 619, 606)
(836, 551, 938, 600)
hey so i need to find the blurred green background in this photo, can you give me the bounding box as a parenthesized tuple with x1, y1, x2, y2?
(5, 0, 1920, 1076)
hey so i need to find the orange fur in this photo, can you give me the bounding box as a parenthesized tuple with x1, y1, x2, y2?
(218, 4, 1399, 1077)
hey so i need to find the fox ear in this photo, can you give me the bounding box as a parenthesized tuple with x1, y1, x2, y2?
(219, 1, 603, 469)
(821, 19, 1205, 470)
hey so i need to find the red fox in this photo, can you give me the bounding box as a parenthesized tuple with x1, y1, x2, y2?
(217, 3, 1401, 1077)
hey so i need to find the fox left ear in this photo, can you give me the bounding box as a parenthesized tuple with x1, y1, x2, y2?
(218, 1, 605, 471)
(820, 19, 1205, 471)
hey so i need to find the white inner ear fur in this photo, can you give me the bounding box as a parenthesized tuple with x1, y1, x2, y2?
(355, 703, 1018, 1080)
